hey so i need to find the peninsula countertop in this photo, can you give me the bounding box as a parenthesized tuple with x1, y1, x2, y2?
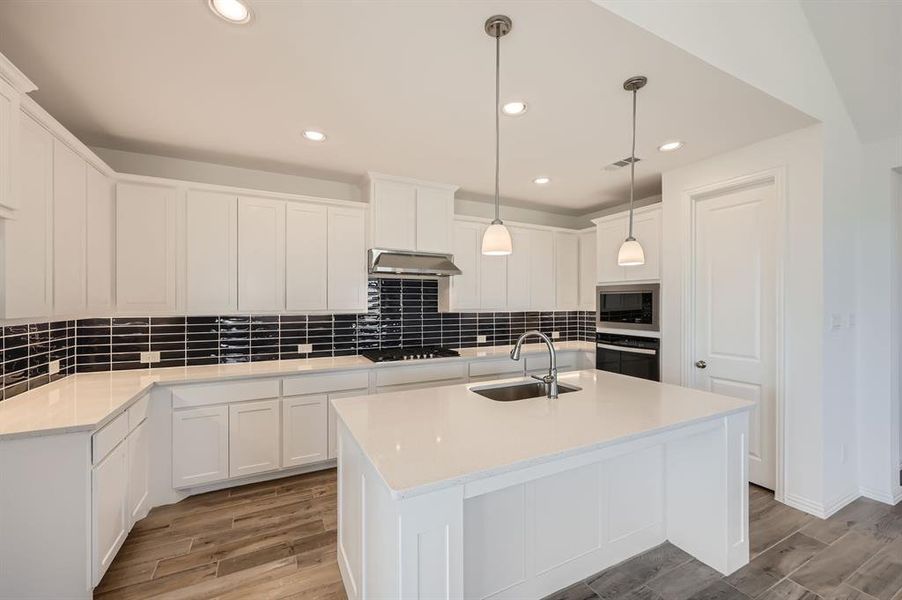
(331, 369, 754, 499)
(0, 341, 592, 440)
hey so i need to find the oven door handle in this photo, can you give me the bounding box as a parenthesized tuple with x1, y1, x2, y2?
(596, 343, 657, 356)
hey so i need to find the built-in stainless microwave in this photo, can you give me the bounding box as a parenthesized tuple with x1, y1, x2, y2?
(596, 283, 660, 332)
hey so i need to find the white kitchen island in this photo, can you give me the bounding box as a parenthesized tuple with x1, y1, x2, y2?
(332, 369, 754, 600)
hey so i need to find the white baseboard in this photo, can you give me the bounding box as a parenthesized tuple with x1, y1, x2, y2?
(859, 485, 902, 506)
(784, 489, 858, 519)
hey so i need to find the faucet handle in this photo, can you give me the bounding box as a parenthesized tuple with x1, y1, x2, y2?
(531, 374, 554, 384)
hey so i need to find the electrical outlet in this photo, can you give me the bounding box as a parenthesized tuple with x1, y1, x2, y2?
(48, 359, 61, 375)
(477, 335, 487, 343)
(830, 313, 843, 330)
(297, 343, 313, 354)
(551, 331, 561, 339)
(140, 351, 161, 364)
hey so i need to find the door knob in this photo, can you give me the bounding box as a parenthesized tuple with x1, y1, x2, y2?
(695, 360, 707, 369)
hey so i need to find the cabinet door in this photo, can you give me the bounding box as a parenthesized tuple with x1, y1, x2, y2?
(480, 243, 507, 310)
(238, 196, 285, 312)
(506, 227, 531, 311)
(529, 229, 555, 310)
(0, 78, 19, 214)
(117, 182, 177, 313)
(92, 441, 128, 586)
(327, 206, 367, 311)
(127, 420, 149, 524)
(578, 230, 596, 310)
(186, 190, 237, 313)
(172, 405, 229, 488)
(286, 203, 327, 311)
(451, 221, 480, 310)
(327, 388, 369, 459)
(415, 186, 453, 253)
(86, 166, 115, 311)
(4, 112, 52, 319)
(372, 180, 416, 250)
(282, 394, 327, 467)
(52, 139, 87, 315)
(624, 208, 661, 281)
(229, 399, 281, 478)
(595, 217, 627, 283)
(554, 232, 579, 311)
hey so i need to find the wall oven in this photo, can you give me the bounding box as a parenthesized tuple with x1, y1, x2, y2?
(596, 333, 660, 381)
(596, 283, 659, 332)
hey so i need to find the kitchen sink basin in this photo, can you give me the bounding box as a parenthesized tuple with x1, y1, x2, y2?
(470, 381, 581, 402)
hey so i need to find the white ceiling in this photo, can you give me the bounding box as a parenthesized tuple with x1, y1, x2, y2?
(802, 0, 902, 143)
(0, 0, 814, 213)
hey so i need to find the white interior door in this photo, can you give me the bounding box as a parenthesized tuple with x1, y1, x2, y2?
(692, 182, 777, 489)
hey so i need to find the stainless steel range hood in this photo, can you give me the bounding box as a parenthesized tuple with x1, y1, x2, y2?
(368, 248, 462, 277)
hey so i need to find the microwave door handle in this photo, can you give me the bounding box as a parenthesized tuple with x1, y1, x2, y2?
(596, 343, 657, 355)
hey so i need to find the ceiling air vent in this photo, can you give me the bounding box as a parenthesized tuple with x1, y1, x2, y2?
(603, 156, 642, 172)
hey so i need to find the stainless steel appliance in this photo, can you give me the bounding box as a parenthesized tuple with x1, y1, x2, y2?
(368, 249, 462, 277)
(595, 332, 660, 381)
(596, 283, 659, 332)
(360, 347, 460, 363)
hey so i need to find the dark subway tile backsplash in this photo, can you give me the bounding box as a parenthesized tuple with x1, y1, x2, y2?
(0, 278, 595, 402)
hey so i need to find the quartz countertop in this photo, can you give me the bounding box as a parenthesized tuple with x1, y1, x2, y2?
(331, 369, 754, 499)
(0, 341, 592, 440)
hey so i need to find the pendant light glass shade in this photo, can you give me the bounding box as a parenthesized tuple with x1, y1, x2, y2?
(617, 238, 645, 266)
(482, 222, 513, 255)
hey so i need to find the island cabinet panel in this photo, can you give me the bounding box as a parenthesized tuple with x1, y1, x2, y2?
(229, 399, 281, 478)
(185, 190, 238, 314)
(282, 394, 328, 467)
(171, 405, 229, 488)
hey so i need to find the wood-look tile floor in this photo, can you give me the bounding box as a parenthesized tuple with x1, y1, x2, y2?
(95, 468, 345, 600)
(546, 485, 902, 600)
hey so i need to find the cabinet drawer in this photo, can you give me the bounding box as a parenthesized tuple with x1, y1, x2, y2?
(375, 363, 467, 387)
(93, 411, 128, 465)
(469, 358, 524, 379)
(171, 378, 280, 409)
(127, 394, 149, 431)
(525, 351, 576, 373)
(282, 370, 369, 396)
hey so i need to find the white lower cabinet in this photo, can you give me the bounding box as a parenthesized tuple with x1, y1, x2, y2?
(172, 405, 229, 488)
(127, 420, 149, 524)
(282, 394, 328, 467)
(229, 399, 281, 478)
(92, 440, 128, 586)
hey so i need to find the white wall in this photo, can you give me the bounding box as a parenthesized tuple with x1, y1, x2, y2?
(661, 125, 826, 511)
(595, 0, 864, 514)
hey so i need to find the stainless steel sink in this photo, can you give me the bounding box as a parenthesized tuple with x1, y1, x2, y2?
(470, 381, 581, 402)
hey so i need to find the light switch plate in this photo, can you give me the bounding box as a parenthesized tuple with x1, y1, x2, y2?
(297, 344, 313, 354)
(830, 313, 843, 330)
(551, 331, 561, 339)
(140, 351, 161, 364)
(48, 359, 61, 375)
(477, 335, 487, 343)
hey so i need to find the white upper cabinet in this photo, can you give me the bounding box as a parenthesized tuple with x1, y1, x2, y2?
(506, 227, 531, 311)
(117, 182, 178, 313)
(286, 203, 328, 311)
(451, 220, 481, 310)
(480, 249, 508, 310)
(578, 229, 596, 311)
(327, 206, 367, 311)
(368, 174, 456, 254)
(529, 229, 556, 310)
(52, 139, 87, 316)
(238, 196, 286, 312)
(86, 166, 115, 311)
(3, 111, 52, 319)
(186, 190, 237, 314)
(554, 232, 579, 311)
(0, 77, 20, 216)
(593, 204, 662, 284)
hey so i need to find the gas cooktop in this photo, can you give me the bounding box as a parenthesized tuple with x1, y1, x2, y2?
(360, 347, 460, 363)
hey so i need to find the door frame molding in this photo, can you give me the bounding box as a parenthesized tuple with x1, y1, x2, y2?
(679, 167, 787, 501)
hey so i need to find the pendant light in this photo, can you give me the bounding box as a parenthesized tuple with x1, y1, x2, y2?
(481, 15, 513, 256)
(618, 75, 647, 267)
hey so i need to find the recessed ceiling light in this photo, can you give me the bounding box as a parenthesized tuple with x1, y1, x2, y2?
(501, 101, 528, 116)
(208, 0, 252, 23)
(533, 176, 551, 185)
(658, 140, 684, 152)
(302, 130, 327, 142)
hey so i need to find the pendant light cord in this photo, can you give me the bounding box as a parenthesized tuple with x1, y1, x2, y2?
(493, 30, 501, 224)
(628, 88, 637, 239)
